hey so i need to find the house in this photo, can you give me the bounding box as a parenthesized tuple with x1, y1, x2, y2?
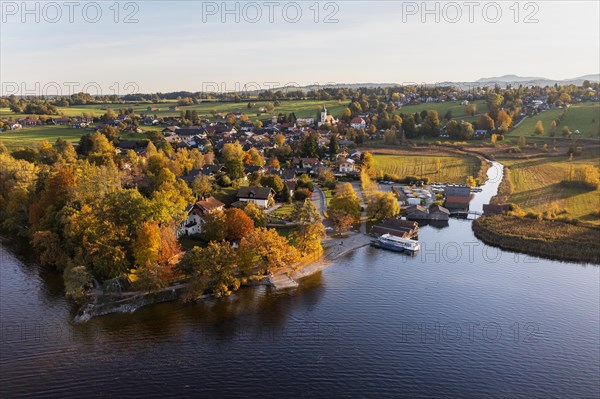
(474, 129, 487, 139)
(404, 205, 429, 220)
(428, 204, 450, 220)
(201, 164, 225, 176)
(350, 117, 366, 130)
(162, 126, 179, 135)
(336, 157, 356, 173)
(52, 117, 70, 125)
(292, 157, 320, 169)
(296, 117, 314, 126)
(284, 180, 296, 197)
(236, 186, 275, 208)
(178, 197, 225, 237)
(371, 219, 419, 239)
(244, 165, 265, 175)
(444, 186, 471, 211)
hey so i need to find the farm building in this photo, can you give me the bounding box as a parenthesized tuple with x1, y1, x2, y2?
(371, 219, 419, 239)
(428, 204, 450, 220)
(444, 186, 471, 212)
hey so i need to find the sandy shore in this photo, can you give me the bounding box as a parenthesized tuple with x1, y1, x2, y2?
(270, 231, 372, 289)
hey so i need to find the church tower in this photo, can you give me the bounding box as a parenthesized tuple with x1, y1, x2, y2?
(320, 105, 327, 123)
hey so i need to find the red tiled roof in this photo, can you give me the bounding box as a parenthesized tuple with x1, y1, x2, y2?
(195, 197, 224, 213)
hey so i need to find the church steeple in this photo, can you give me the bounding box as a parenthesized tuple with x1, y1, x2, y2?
(320, 105, 327, 123)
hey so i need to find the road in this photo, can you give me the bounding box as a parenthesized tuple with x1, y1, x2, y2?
(312, 184, 327, 218)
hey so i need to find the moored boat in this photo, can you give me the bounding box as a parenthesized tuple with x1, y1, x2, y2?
(370, 233, 421, 254)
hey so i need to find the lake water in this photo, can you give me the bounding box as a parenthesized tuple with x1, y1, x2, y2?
(1, 162, 599, 398)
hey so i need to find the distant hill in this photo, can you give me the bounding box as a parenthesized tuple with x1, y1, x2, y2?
(277, 75, 600, 91)
(476, 75, 547, 83)
(471, 74, 600, 87)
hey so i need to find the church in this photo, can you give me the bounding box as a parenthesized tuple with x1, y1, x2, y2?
(317, 105, 337, 127)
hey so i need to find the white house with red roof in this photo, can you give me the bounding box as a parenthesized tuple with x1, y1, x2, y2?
(178, 197, 225, 237)
(350, 117, 366, 130)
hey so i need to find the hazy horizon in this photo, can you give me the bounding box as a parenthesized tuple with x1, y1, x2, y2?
(1, 1, 599, 94)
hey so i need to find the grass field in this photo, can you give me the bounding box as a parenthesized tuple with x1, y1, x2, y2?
(395, 99, 488, 119)
(373, 153, 480, 184)
(0, 125, 147, 149)
(0, 125, 86, 149)
(1, 99, 347, 123)
(498, 149, 600, 223)
(509, 102, 600, 138)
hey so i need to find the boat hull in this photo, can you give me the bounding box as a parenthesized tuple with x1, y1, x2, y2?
(370, 240, 419, 255)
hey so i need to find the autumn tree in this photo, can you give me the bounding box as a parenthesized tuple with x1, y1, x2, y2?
(477, 114, 495, 131)
(201, 210, 228, 242)
(180, 241, 241, 300)
(329, 209, 355, 231)
(245, 147, 265, 166)
(496, 109, 512, 133)
(222, 141, 245, 179)
(328, 183, 361, 224)
(192, 174, 213, 198)
(242, 202, 267, 227)
(292, 199, 321, 224)
(238, 228, 299, 275)
(466, 176, 477, 187)
(559, 92, 571, 104)
(293, 221, 325, 256)
(225, 208, 255, 240)
(361, 151, 374, 171)
(133, 222, 161, 267)
(534, 120, 544, 135)
(366, 192, 400, 220)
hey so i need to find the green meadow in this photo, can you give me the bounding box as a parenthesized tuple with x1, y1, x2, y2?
(394, 99, 488, 119)
(509, 102, 600, 138)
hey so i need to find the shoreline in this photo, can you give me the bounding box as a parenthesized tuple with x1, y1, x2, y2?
(473, 215, 600, 265)
(74, 231, 374, 322)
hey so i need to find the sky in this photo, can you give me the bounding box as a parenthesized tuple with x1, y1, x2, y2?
(1, 0, 599, 94)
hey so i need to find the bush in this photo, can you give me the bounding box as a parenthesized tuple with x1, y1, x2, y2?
(217, 175, 231, 187)
(64, 266, 92, 303)
(294, 187, 312, 201)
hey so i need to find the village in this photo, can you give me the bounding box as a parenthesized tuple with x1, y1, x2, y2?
(1, 82, 599, 302)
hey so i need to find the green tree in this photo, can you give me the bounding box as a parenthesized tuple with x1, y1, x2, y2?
(329, 134, 339, 158)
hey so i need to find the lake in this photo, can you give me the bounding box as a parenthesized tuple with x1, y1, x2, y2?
(1, 162, 598, 398)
